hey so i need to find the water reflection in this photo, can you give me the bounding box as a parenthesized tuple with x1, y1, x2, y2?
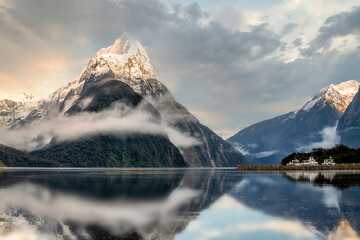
(0, 169, 235, 240)
(229, 171, 360, 240)
(0, 169, 359, 239)
(176, 195, 316, 240)
(284, 170, 360, 189)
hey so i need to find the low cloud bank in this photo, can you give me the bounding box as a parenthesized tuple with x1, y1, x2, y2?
(253, 150, 278, 158)
(234, 144, 278, 159)
(234, 146, 251, 156)
(0, 102, 200, 151)
(296, 123, 340, 152)
(236, 124, 341, 159)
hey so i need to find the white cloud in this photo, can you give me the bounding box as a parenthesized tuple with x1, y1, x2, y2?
(296, 123, 340, 152)
(0, 102, 200, 151)
(266, 0, 360, 60)
(254, 150, 278, 158)
(234, 146, 251, 156)
(232, 143, 259, 156)
(166, 127, 200, 148)
(210, 3, 262, 32)
(233, 143, 277, 158)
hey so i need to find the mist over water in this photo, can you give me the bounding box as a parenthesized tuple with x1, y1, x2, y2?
(0, 169, 359, 240)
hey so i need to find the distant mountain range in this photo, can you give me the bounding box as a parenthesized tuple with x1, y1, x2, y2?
(0, 34, 246, 167)
(228, 80, 360, 165)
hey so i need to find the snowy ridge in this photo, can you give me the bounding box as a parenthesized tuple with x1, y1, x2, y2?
(0, 34, 162, 129)
(275, 80, 359, 125)
(77, 34, 157, 90)
(65, 34, 164, 99)
(324, 80, 360, 113)
(0, 78, 86, 128)
(301, 80, 360, 113)
(0, 94, 52, 128)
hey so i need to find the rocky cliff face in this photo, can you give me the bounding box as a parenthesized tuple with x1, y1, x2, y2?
(0, 34, 246, 167)
(228, 80, 360, 165)
(337, 90, 360, 148)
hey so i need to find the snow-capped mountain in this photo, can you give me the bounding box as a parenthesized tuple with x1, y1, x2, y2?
(0, 34, 246, 167)
(0, 94, 46, 128)
(0, 35, 160, 128)
(302, 80, 360, 114)
(0, 35, 162, 128)
(228, 80, 360, 165)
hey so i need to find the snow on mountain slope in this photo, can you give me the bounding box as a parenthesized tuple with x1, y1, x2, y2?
(228, 80, 360, 165)
(95, 34, 157, 80)
(0, 34, 246, 167)
(0, 34, 161, 129)
(280, 80, 360, 125)
(0, 94, 51, 128)
(301, 80, 360, 114)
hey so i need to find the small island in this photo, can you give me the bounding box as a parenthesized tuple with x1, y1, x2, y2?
(237, 144, 360, 171)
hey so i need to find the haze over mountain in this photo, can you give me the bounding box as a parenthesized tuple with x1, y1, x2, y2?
(228, 80, 360, 165)
(0, 34, 246, 167)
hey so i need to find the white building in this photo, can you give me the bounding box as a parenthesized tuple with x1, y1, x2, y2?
(322, 156, 335, 165)
(302, 157, 319, 166)
(287, 159, 301, 166)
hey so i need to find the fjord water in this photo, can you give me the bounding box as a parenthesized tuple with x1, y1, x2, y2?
(0, 169, 359, 239)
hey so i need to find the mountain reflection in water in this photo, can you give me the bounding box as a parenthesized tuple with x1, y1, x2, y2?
(0, 169, 359, 240)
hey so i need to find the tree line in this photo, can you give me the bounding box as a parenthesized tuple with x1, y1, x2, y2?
(281, 144, 360, 165)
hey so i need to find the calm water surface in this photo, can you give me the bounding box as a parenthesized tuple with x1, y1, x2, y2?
(0, 168, 359, 240)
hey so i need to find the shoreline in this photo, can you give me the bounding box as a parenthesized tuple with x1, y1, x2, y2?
(236, 164, 360, 171)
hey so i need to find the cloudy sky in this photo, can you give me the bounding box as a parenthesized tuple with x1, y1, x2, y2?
(1, 0, 360, 138)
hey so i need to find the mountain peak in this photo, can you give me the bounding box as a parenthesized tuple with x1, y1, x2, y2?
(334, 80, 360, 93)
(302, 80, 360, 113)
(84, 34, 157, 82)
(323, 80, 360, 113)
(97, 33, 139, 56)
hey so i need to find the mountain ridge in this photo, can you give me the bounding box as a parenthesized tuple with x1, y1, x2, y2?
(0, 34, 246, 167)
(228, 80, 360, 165)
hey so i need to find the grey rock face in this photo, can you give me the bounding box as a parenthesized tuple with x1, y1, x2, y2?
(337, 91, 360, 148)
